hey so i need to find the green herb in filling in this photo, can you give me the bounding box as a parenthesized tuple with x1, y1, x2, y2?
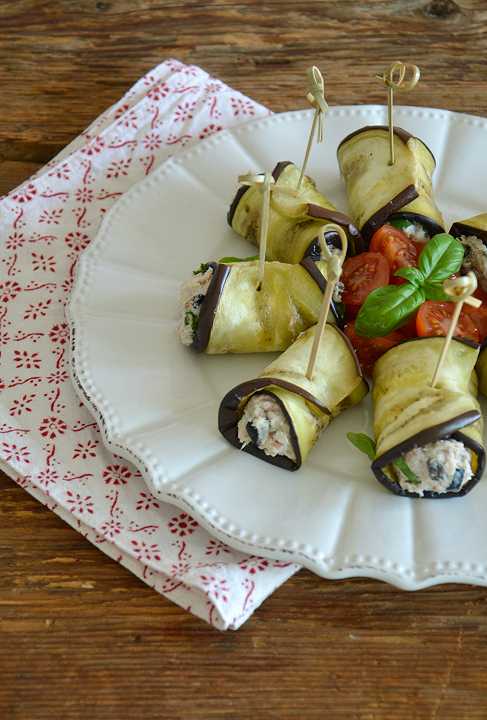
(193, 263, 210, 276)
(184, 310, 199, 333)
(392, 457, 420, 485)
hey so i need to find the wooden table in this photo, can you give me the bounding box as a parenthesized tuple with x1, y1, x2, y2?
(2, 2, 487, 717)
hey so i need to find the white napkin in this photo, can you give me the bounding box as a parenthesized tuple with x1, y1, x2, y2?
(0, 59, 299, 630)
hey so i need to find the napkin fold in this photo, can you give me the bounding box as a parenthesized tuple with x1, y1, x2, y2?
(0, 59, 299, 630)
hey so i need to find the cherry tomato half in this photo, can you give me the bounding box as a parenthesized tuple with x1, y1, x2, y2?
(342, 252, 390, 317)
(369, 224, 418, 284)
(416, 300, 480, 344)
(344, 322, 405, 376)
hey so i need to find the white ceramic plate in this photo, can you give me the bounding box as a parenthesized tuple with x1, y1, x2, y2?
(68, 106, 487, 590)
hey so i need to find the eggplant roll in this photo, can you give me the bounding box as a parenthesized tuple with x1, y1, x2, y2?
(371, 337, 485, 498)
(228, 161, 363, 262)
(450, 213, 487, 292)
(337, 126, 445, 243)
(218, 324, 368, 470)
(179, 258, 344, 353)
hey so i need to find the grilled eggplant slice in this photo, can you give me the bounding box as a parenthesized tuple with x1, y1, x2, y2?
(219, 324, 367, 469)
(337, 126, 444, 243)
(179, 258, 343, 354)
(228, 161, 363, 261)
(371, 337, 484, 498)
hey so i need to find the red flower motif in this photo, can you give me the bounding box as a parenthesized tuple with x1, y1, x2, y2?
(136, 491, 160, 511)
(80, 135, 105, 155)
(64, 231, 90, 252)
(37, 468, 59, 488)
(48, 323, 69, 346)
(1, 442, 31, 464)
(199, 124, 223, 139)
(114, 103, 130, 119)
(205, 539, 231, 557)
(168, 512, 198, 537)
(72, 439, 98, 460)
(0, 280, 21, 303)
(23, 299, 52, 321)
(147, 82, 170, 101)
(11, 183, 37, 203)
(102, 464, 132, 485)
(230, 97, 256, 117)
(106, 158, 132, 180)
(130, 540, 161, 562)
(39, 208, 63, 225)
(238, 556, 269, 574)
(205, 82, 223, 94)
(6, 232, 26, 251)
(74, 186, 95, 204)
(142, 131, 162, 151)
(170, 561, 192, 577)
(39, 416, 68, 439)
(66, 491, 94, 515)
(13, 350, 41, 370)
(9, 393, 35, 417)
(46, 369, 69, 385)
(200, 575, 229, 603)
(174, 101, 197, 122)
(48, 163, 71, 180)
(100, 519, 123, 538)
(117, 108, 139, 128)
(31, 252, 56, 273)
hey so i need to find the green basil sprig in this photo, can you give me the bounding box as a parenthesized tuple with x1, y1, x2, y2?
(347, 432, 420, 485)
(355, 233, 464, 338)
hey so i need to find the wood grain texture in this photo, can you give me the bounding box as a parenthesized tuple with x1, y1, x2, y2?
(2, 1, 487, 718)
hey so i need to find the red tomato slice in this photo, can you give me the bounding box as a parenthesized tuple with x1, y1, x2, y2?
(344, 322, 405, 376)
(416, 300, 480, 343)
(369, 225, 418, 284)
(342, 252, 389, 318)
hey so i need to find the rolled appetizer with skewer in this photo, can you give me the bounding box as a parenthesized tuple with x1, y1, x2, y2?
(227, 161, 363, 262)
(337, 126, 444, 246)
(179, 257, 343, 353)
(219, 323, 368, 469)
(450, 213, 487, 292)
(349, 337, 484, 498)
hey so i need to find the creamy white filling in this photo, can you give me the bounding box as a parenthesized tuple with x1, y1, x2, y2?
(178, 266, 214, 346)
(460, 234, 487, 292)
(333, 280, 344, 303)
(393, 439, 473, 497)
(237, 393, 296, 461)
(401, 222, 430, 243)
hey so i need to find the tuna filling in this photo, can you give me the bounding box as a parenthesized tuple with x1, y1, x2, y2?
(459, 234, 487, 292)
(392, 439, 473, 496)
(237, 393, 296, 461)
(178, 264, 214, 346)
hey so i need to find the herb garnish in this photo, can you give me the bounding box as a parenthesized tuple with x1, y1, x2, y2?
(355, 233, 464, 337)
(347, 432, 420, 485)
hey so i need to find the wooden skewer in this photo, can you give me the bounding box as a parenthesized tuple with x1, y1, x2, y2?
(238, 171, 298, 290)
(431, 272, 480, 387)
(306, 224, 348, 381)
(376, 61, 420, 166)
(297, 66, 328, 190)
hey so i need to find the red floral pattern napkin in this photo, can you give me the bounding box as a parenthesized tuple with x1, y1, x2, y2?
(0, 59, 299, 630)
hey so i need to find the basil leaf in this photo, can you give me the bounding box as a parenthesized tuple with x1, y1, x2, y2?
(218, 255, 259, 264)
(355, 284, 425, 337)
(423, 281, 450, 301)
(347, 432, 376, 461)
(393, 457, 420, 485)
(193, 262, 210, 276)
(394, 266, 425, 287)
(418, 233, 464, 284)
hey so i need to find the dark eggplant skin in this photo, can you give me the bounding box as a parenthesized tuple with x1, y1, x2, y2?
(450, 220, 487, 246)
(372, 415, 485, 499)
(371, 337, 484, 499)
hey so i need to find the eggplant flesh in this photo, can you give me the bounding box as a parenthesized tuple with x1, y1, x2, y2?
(371, 337, 484, 498)
(337, 126, 444, 243)
(218, 324, 368, 470)
(228, 161, 363, 262)
(187, 258, 342, 354)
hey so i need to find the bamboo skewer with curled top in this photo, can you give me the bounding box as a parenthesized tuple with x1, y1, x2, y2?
(376, 61, 420, 166)
(297, 65, 328, 190)
(431, 271, 482, 387)
(306, 224, 348, 380)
